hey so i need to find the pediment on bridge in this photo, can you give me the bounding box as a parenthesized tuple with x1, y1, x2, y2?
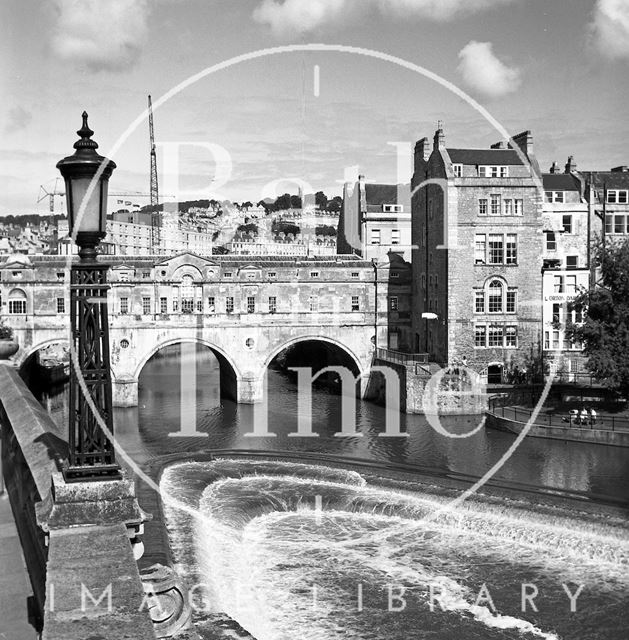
(0, 255, 34, 270)
(154, 253, 219, 270)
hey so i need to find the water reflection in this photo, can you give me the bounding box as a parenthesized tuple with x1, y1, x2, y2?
(34, 344, 629, 500)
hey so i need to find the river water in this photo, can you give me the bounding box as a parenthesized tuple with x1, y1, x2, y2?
(36, 345, 629, 639)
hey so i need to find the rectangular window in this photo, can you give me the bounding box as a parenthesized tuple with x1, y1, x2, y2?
(268, 271, 277, 279)
(607, 190, 617, 203)
(614, 215, 626, 235)
(474, 291, 485, 313)
(490, 194, 501, 216)
(475, 325, 486, 347)
(142, 297, 151, 315)
(488, 234, 504, 264)
(309, 296, 318, 312)
(247, 296, 255, 313)
(351, 272, 359, 279)
(505, 326, 517, 347)
(351, 295, 360, 311)
(310, 271, 320, 278)
(620, 190, 629, 204)
(182, 299, 194, 313)
(120, 297, 129, 314)
(562, 215, 573, 234)
(269, 296, 277, 314)
(514, 199, 523, 215)
(605, 214, 613, 235)
(56, 298, 65, 314)
(56, 272, 64, 281)
(224, 271, 233, 278)
(479, 165, 508, 177)
(546, 231, 557, 251)
(9, 300, 26, 314)
(506, 291, 516, 313)
(389, 296, 399, 311)
(226, 297, 234, 313)
(546, 191, 565, 203)
(500, 166, 509, 177)
(160, 297, 168, 313)
(142, 271, 150, 279)
(566, 255, 578, 269)
(505, 234, 517, 264)
(544, 331, 550, 349)
(503, 199, 513, 215)
(453, 163, 462, 177)
(566, 275, 577, 293)
(370, 229, 381, 245)
(196, 299, 203, 312)
(391, 229, 400, 245)
(552, 330, 560, 349)
(478, 199, 488, 216)
(554, 275, 564, 293)
(207, 296, 215, 312)
(488, 325, 503, 347)
(552, 303, 561, 324)
(474, 234, 486, 263)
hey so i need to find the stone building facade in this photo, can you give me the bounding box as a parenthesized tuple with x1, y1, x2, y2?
(411, 127, 544, 383)
(339, 177, 412, 261)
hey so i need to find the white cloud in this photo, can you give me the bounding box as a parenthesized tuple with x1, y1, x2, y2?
(590, 0, 629, 60)
(253, 0, 517, 37)
(252, 0, 353, 37)
(50, 0, 150, 71)
(5, 106, 33, 134)
(456, 41, 521, 99)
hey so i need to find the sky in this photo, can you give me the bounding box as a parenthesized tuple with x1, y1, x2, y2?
(1, 0, 629, 214)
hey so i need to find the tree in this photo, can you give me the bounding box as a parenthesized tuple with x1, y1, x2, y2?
(567, 237, 629, 399)
(327, 196, 342, 212)
(315, 191, 328, 209)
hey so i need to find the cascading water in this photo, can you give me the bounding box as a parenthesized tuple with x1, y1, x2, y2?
(161, 459, 629, 640)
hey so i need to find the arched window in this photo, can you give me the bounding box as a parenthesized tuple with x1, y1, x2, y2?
(488, 280, 503, 313)
(474, 279, 517, 314)
(181, 274, 194, 313)
(8, 288, 27, 314)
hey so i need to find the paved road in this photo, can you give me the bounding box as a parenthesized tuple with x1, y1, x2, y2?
(0, 494, 38, 640)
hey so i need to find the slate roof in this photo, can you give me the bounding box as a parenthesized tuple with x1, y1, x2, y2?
(447, 148, 525, 165)
(587, 171, 629, 189)
(364, 184, 410, 206)
(542, 173, 581, 191)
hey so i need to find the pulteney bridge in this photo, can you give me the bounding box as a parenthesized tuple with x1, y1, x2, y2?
(0, 252, 412, 406)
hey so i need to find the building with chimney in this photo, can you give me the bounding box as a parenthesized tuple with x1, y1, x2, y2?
(411, 126, 544, 383)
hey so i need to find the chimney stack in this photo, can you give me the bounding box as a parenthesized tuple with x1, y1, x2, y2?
(549, 161, 560, 174)
(565, 155, 577, 173)
(511, 130, 534, 157)
(415, 137, 431, 163)
(433, 121, 445, 150)
(490, 141, 508, 149)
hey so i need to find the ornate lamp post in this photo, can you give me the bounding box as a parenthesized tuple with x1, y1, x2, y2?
(56, 112, 121, 481)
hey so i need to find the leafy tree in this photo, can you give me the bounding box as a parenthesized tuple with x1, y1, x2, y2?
(315, 191, 328, 209)
(315, 225, 337, 237)
(326, 196, 342, 212)
(272, 221, 300, 236)
(289, 194, 302, 209)
(237, 223, 258, 235)
(567, 237, 629, 399)
(212, 245, 229, 255)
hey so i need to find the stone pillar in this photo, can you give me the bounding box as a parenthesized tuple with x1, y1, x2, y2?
(237, 375, 264, 403)
(112, 378, 139, 407)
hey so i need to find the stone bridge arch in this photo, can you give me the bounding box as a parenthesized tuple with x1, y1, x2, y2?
(113, 336, 243, 407)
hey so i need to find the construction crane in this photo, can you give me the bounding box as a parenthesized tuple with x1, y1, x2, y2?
(148, 95, 161, 253)
(37, 178, 65, 212)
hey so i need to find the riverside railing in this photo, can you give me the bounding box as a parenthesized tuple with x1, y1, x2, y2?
(488, 396, 629, 432)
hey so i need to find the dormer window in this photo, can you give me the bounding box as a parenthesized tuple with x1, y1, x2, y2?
(382, 204, 403, 213)
(479, 166, 509, 178)
(452, 163, 462, 177)
(607, 189, 629, 204)
(545, 191, 565, 203)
